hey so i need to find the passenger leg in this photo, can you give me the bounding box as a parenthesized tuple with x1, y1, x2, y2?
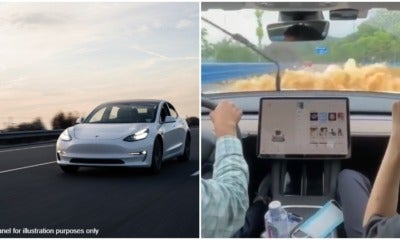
(336, 169, 371, 238)
(231, 200, 268, 238)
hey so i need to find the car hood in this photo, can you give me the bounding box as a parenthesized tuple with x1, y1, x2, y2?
(73, 123, 152, 140)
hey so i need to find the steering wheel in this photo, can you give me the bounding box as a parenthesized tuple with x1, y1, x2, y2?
(201, 98, 242, 179)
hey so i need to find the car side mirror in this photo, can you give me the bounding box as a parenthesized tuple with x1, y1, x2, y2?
(76, 117, 84, 124)
(164, 116, 176, 123)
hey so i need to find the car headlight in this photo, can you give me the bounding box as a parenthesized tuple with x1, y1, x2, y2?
(60, 129, 72, 141)
(124, 128, 149, 142)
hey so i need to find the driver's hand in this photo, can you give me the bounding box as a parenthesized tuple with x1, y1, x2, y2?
(210, 100, 242, 138)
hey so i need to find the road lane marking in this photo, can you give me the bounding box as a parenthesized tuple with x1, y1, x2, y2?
(190, 171, 199, 176)
(0, 161, 55, 174)
(0, 144, 55, 153)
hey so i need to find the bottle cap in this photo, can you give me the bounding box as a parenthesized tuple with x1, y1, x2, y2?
(268, 200, 281, 209)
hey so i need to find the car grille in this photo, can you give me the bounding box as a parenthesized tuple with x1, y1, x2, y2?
(68, 144, 125, 154)
(70, 158, 124, 164)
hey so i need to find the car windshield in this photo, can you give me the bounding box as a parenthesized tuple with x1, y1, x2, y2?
(85, 102, 158, 124)
(201, 4, 400, 94)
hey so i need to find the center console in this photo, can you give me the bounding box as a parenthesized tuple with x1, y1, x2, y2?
(257, 97, 350, 236)
(271, 159, 341, 218)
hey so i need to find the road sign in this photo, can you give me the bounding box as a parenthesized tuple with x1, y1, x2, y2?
(316, 47, 328, 55)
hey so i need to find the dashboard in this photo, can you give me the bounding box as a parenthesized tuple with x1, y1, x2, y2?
(202, 114, 391, 137)
(201, 91, 395, 138)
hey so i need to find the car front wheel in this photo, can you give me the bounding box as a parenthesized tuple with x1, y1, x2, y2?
(150, 138, 163, 173)
(179, 135, 191, 162)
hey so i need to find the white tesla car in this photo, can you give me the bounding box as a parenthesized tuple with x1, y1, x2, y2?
(56, 100, 191, 173)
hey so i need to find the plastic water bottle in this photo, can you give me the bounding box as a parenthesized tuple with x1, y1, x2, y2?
(264, 201, 289, 238)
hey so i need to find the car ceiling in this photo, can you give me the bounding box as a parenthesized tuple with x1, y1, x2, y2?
(201, 2, 400, 18)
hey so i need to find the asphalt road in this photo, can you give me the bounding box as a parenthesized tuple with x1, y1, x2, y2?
(0, 128, 199, 238)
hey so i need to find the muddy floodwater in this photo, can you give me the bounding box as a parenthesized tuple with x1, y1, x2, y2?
(205, 59, 400, 93)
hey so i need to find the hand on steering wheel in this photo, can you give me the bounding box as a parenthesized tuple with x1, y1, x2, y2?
(201, 98, 242, 179)
(201, 97, 242, 140)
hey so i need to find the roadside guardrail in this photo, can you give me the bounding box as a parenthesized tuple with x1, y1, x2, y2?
(201, 62, 295, 84)
(0, 126, 199, 147)
(0, 130, 63, 145)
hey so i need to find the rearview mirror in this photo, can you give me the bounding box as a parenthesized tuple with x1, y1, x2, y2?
(267, 21, 329, 42)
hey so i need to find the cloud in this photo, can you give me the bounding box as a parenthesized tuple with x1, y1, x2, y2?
(131, 58, 159, 71)
(135, 25, 149, 33)
(0, 76, 26, 90)
(130, 44, 198, 62)
(176, 19, 192, 29)
(0, 64, 7, 71)
(151, 20, 162, 28)
(131, 44, 169, 59)
(10, 12, 69, 26)
(172, 56, 198, 61)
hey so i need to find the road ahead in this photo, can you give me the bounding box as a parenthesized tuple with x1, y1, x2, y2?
(0, 128, 199, 238)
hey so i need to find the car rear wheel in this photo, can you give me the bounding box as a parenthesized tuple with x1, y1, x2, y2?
(59, 165, 79, 173)
(179, 134, 191, 162)
(150, 138, 163, 173)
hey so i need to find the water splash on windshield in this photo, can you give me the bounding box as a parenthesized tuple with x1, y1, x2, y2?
(218, 59, 400, 93)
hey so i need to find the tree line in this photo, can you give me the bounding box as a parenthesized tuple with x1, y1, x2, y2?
(1, 112, 80, 133)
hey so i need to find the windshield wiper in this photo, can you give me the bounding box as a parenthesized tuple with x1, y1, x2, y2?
(202, 17, 282, 91)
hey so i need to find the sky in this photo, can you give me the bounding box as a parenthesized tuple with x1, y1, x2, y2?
(0, 2, 199, 130)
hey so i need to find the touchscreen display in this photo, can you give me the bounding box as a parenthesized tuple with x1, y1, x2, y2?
(258, 98, 350, 159)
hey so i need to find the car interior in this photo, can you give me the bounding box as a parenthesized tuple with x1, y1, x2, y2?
(117, 106, 139, 123)
(202, 92, 397, 237)
(201, 2, 400, 237)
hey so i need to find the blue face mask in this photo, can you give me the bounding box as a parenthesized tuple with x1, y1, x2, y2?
(298, 200, 344, 238)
